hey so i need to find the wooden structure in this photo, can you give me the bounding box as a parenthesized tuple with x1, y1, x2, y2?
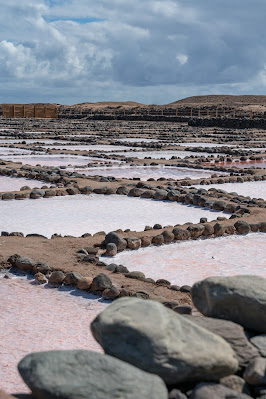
(2, 104, 58, 118)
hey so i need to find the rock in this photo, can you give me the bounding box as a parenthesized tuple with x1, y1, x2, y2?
(212, 200, 226, 211)
(128, 187, 143, 197)
(104, 231, 127, 252)
(66, 187, 80, 195)
(114, 264, 129, 274)
(168, 389, 187, 399)
(214, 222, 226, 236)
(187, 224, 205, 238)
(125, 271, 145, 280)
(104, 263, 117, 271)
(102, 286, 120, 300)
(250, 335, 266, 357)
(126, 237, 141, 250)
(30, 189, 45, 199)
(15, 257, 35, 271)
(220, 375, 250, 395)
(91, 273, 112, 291)
(91, 297, 238, 386)
(64, 272, 83, 286)
(152, 234, 164, 245)
(234, 221, 251, 234)
(202, 224, 214, 236)
(191, 275, 266, 333)
(162, 230, 174, 243)
(33, 262, 51, 274)
(243, 357, 266, 385)
(18, 350, 168, 399)
(174, 305, 192, 315)
(259, 222, 266, 232)
(34, 272, 47, 284)
(190, 383, 252, 399)
(82, 254, 99, 263)
(105, 243, 117, 256)
(76, 277, 93, 291)
(180, 285, 192, 293)
(141, 236, 152, 246)
(48, 271, 65, 286)
(185, 316, 259, 367)
(172, 227, 191, 240)
(154, 189, 168, 200)
(116, 186, 129, 195)
(200, 217, 207, 223)
(153, 223, 163, 229)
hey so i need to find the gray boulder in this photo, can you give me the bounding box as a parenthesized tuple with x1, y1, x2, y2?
(18, 350, 168, 399)
(191, 276, 266, 333)
(190, 383, 252, 399)
(104, 231, 127, 252)
(185, 316, 259, 367)
(243, 357, 266, 385)
(250, 335, 266, 357)
(91, 273, 112, 291)
(15, 256, 35, 271)
(91, 297, 238, 386)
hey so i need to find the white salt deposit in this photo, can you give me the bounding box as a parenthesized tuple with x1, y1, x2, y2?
(194, 181, 266, 200)
(0, 275, 106, 393)
(0, 154, 107, 167)
(105, 233, 266, 286)
(0, 194, 228, 237)
(106, 150, 215, 159)
(179, 142, 238, 148)
(42, 144, 135, 151)
(117, 137, 159, 142)
(73, 165, 224, 180)
(0, 176, 45, 191)
(0, 147, 33, 155)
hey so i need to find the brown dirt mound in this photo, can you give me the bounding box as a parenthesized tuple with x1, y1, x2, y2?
(169, 95, 266, 107)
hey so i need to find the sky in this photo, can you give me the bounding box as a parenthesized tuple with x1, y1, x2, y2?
(0, 0, 266, 105)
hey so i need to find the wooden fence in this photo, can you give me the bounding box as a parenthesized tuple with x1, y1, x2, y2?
(2, 104, 58, 119)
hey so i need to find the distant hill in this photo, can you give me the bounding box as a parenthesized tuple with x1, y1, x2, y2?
(168, 95, 266, 107)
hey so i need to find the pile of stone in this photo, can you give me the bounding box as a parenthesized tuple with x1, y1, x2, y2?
(5, 275, 266, 399)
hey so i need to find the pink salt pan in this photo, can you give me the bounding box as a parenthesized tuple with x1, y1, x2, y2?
(0, 277, 107, 393)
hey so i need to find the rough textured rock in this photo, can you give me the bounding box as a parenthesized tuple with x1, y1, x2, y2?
(34, 272, 48, 284)
(243, 357, 266, 385)
(64, 272, 83, 286)
(91, 297, 238, 386)
(125, 271, 145, 280)
(185, 316, 259, 367)
(102, 286, 120, 300)
(48, 271, 65, 286)
(220, 375, 250, 395)
(126, 237, 141, 249)
(190, 383, 252, 399)
(187, 224, 205, 238)
(76, 277, 93, 291)
(104, 231, 127, 251)
(168, 389, 187, 399)
(104, 243, 117, 256)
(234, 220, 251, 234)
(191, 276, 266, 333)
(91, 273, 112, 291)
(15, 256, 35, 271)
(18, 350, 168, 399)
(172, 227, 191, 240)
(250, 335, 266, 357)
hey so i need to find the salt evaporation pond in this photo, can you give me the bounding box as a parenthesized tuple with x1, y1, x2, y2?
(106, 150, 214, 159)
(74, 165, 223, 180)
(105, 233, 266, 287)
(194, 181, 266, 200)
(42, 144, 135, 152)
(0, 194, 228, 237)
(0, 147, 33, 155)
(179, 142, 238, 148)
(0, 176, 45, 191)
(118, 137, 159, 143)
(0, 154, 109, 167)
(0, 274, 107, 393)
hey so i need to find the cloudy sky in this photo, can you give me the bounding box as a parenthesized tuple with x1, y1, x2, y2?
(1, 0, 266, 104)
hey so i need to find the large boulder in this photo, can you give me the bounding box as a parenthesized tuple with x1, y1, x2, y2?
(191, 276, 266, 333)
(91, 297, 238, 386)
(185, 316, 259, 367)
(190, 383, 252, 399)
(104, 231, 127, 252)
(18, 350, 168, 399)
(243, 357, 266, 385)
(250, 335, 266, 357)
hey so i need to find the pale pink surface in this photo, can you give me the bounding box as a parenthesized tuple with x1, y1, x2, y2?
(0, 276, 107, 393)
(105, 233, 266, 286)
(0, 176, 45, 191)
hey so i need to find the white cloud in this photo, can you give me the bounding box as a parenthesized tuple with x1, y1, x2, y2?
(0, 0, 266, 104)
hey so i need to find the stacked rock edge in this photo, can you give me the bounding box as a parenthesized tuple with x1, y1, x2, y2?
(91, 297, 238, 385)
(18, 350, 168, 399)
(191, 275, 266, 333)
